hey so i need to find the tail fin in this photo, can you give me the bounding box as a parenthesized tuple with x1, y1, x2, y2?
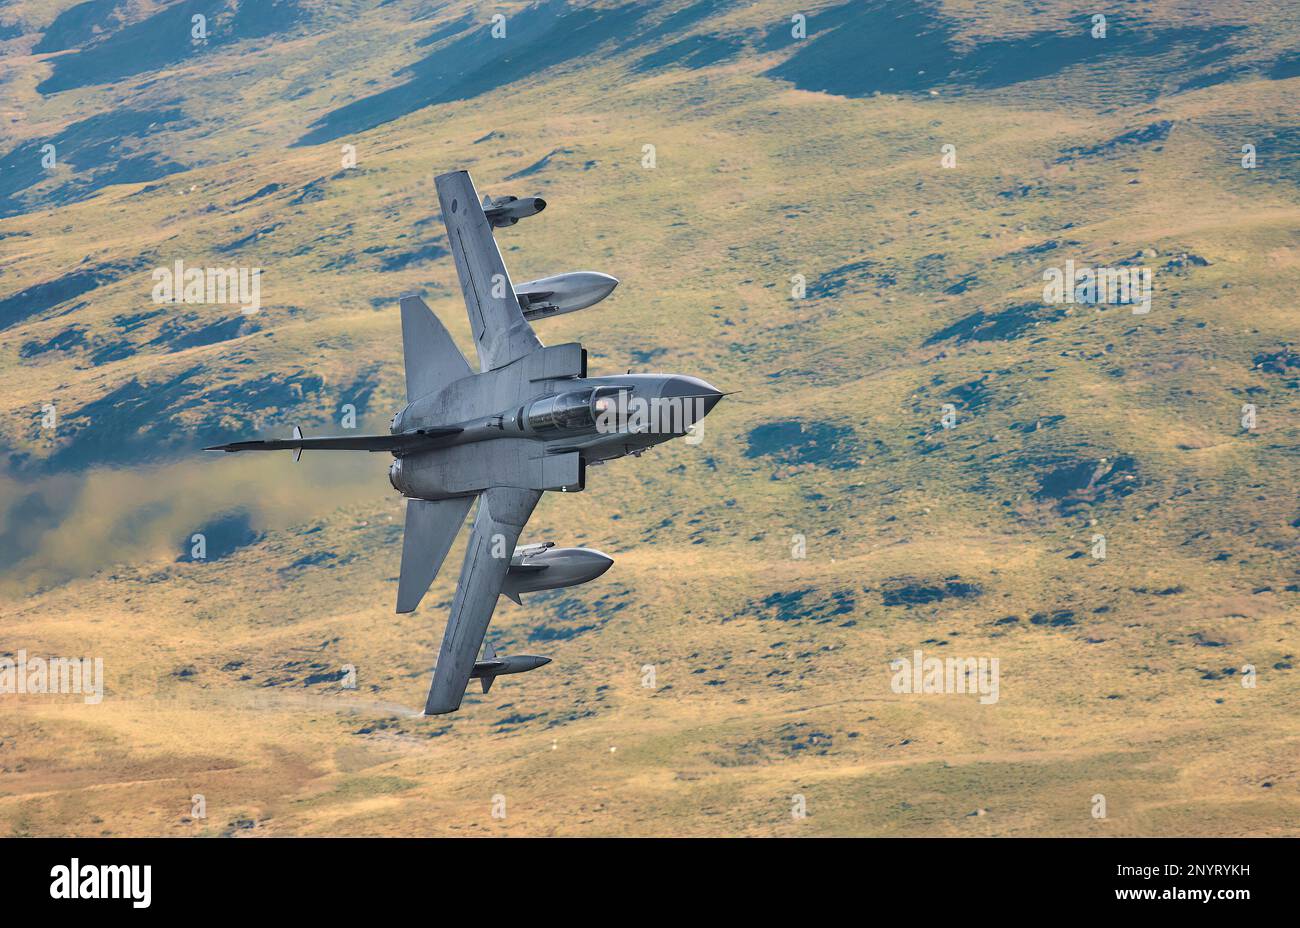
(399, 294, 472, 401)
(396, 496, 475, 613)
(480, 675, 494, 694)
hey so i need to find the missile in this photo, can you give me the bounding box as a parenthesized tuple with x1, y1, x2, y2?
(470, 642, 550, 694)
(482, 194, 546, 228)
(515, 271, 619, 321)
(502, 542, 613, 604)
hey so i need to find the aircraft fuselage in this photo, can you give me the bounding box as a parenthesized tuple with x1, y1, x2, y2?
(388, 372, 722, 501)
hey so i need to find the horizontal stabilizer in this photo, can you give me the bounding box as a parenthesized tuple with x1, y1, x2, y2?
(397, 496, 476, 614)
(400, 293, 472, 401)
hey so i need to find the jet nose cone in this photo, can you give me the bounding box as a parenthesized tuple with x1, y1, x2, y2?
(659, 376, 725, 423)
(537, 656, 552, 667)
(697, 384, 724, 418)
(583, 548, 615, 577)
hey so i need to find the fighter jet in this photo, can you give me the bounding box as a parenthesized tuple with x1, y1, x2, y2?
(206, 170, 724, 714)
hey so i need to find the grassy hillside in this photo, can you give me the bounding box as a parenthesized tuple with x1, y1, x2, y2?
(0, 0, 1296, 835)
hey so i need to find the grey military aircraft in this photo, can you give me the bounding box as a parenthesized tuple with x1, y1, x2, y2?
(206, 170, 723, 714)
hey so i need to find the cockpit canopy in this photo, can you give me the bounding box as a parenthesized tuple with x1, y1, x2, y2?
(526, 387, 630, 436)
(526, 390, 598, 434)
